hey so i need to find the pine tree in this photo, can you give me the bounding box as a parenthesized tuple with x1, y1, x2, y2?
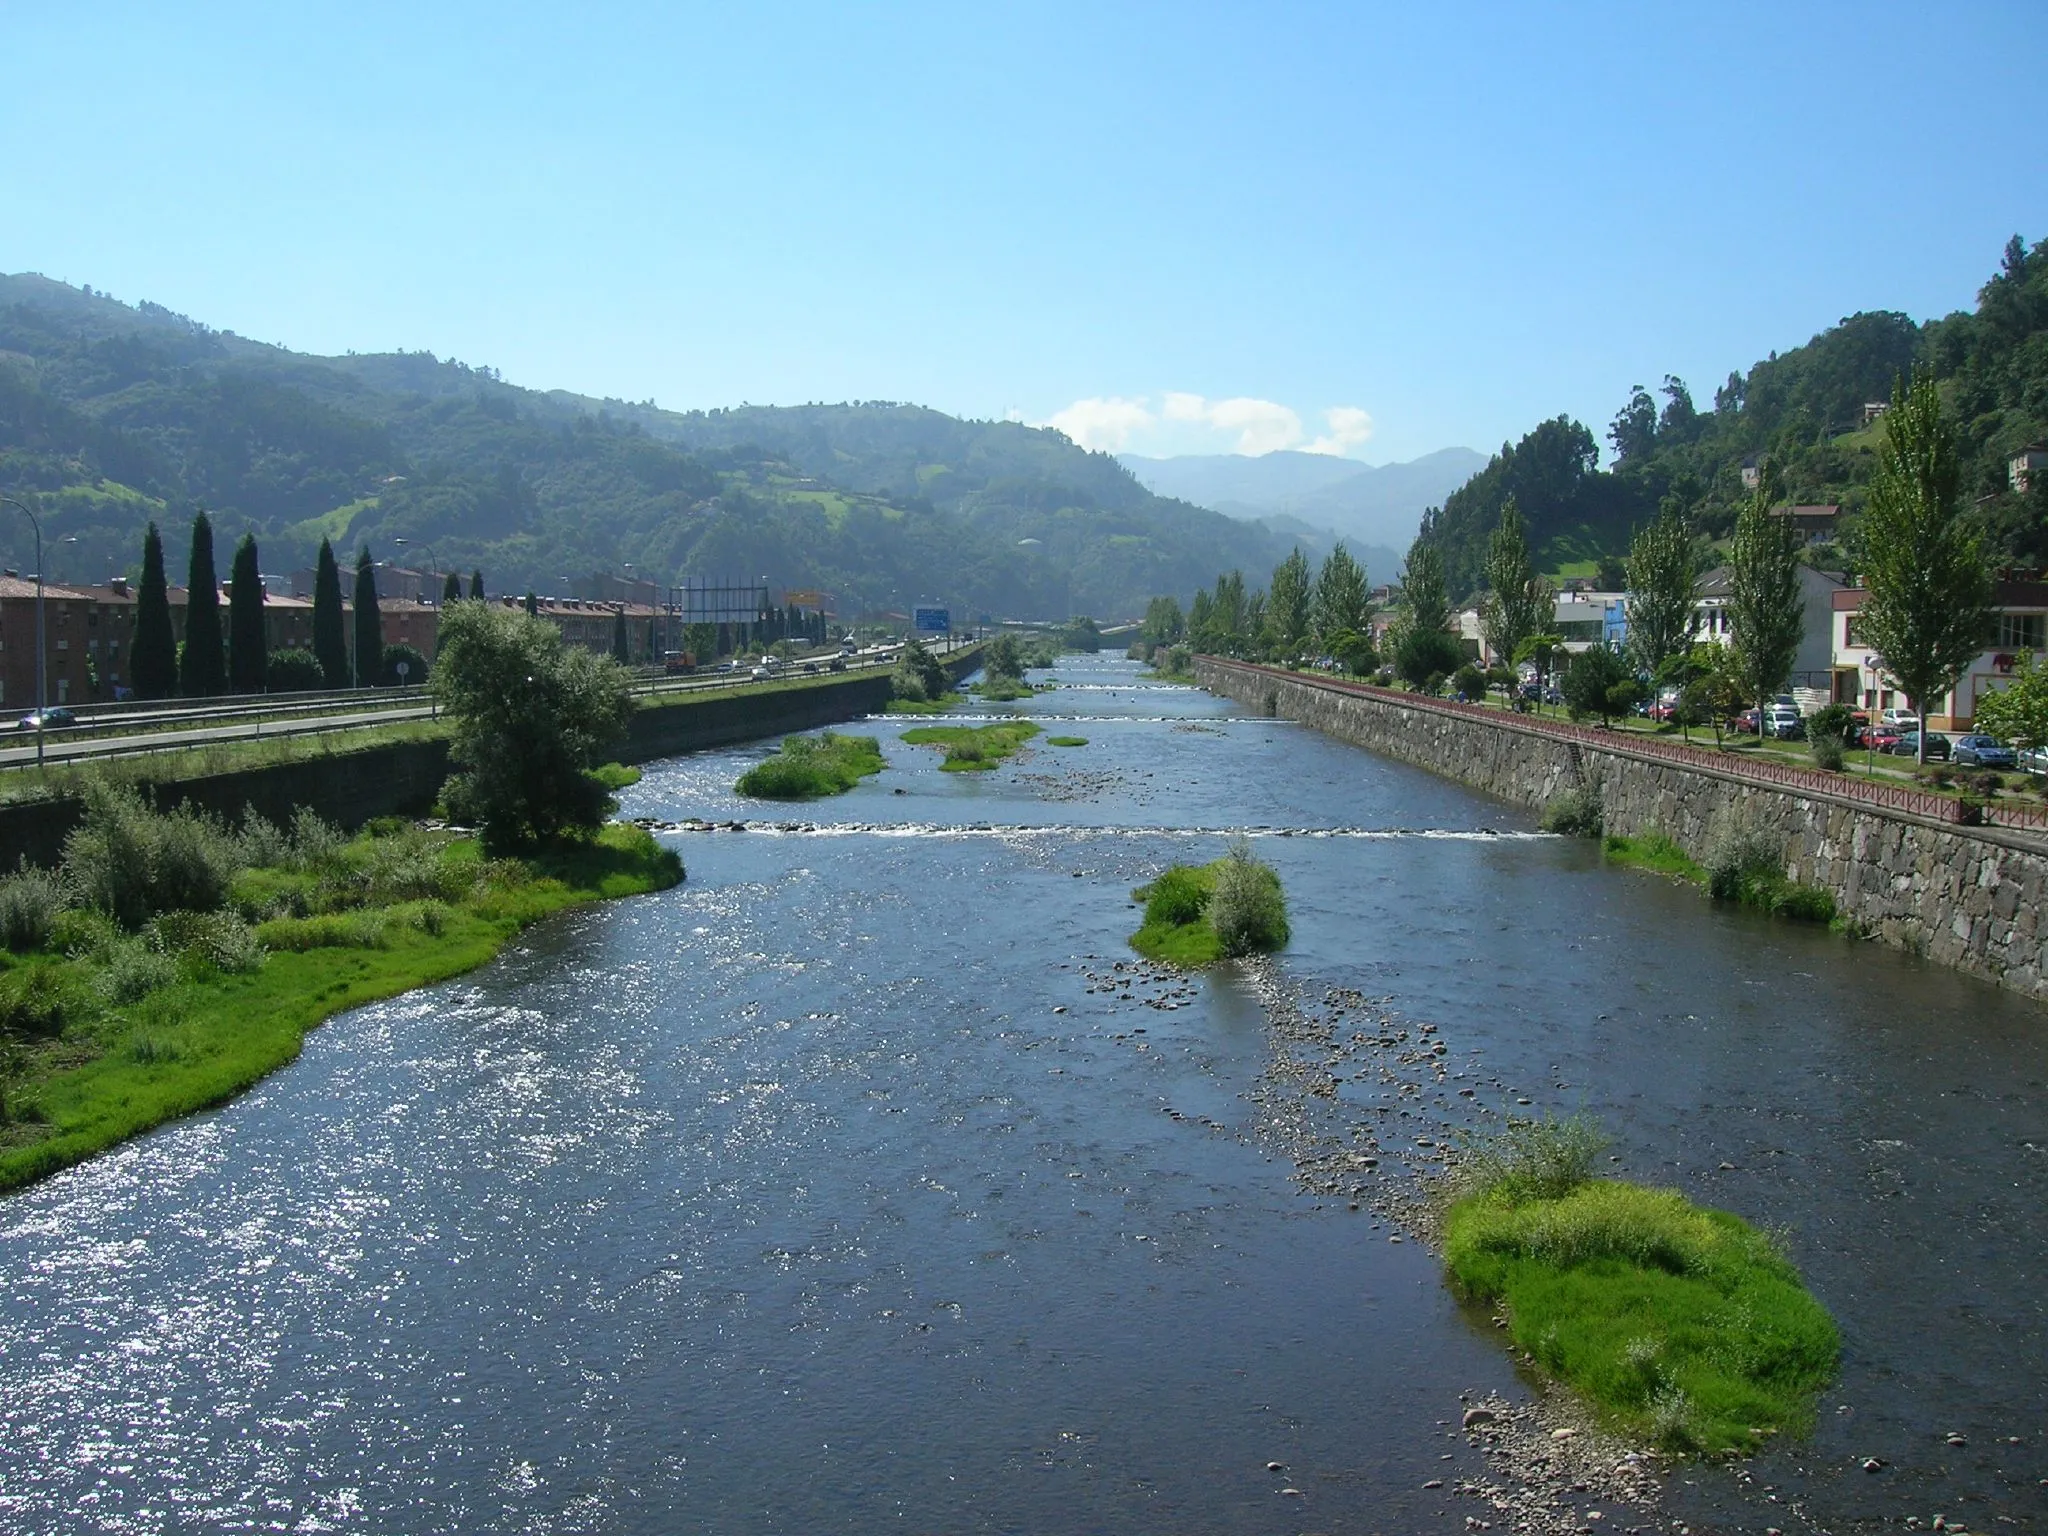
(1858, 366, 1993, 761)
(1727, 459, 1805, 733)
(442, 571, 463, 604)
(612, 606, 631, 663)
(228, 532, 267, 693)
(132, 522, 178, 700)
(179, 511, 226, 696)
(469, 569, 485, 600)
(352, 548, 382, 686)
(312, 538, 348, 687)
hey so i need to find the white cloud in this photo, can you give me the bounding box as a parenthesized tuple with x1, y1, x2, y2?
(1201, 396, 1305, 455)
(1160, 391, 1210, 423)
(1304, 405, 1375, 456)
(1045, 395, 1154, 451)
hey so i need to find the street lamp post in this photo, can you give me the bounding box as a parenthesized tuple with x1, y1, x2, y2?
(0, 496, 47, 765)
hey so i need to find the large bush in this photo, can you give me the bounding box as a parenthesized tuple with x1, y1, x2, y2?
(891, 639, 950, 702)
(62, 783, 241, 929)
(0, 862, 63, 952)
(432, 602, 635, 850)
(266, 648, 327, 692)
(1207, 837, 1290, 958)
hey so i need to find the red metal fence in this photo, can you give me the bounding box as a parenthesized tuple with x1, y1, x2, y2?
(1207, 659, 2048, 838)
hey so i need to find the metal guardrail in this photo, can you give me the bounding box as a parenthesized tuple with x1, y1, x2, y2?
(1207, 659, 2048, 838)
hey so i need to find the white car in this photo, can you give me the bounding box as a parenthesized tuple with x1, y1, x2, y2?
(749, 664, 774, 681)
(1881, 707, 1920, 730)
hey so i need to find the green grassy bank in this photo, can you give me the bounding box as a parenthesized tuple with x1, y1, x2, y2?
(0, 814, 681, 1194)
(1442, 1117, 1838, 1454)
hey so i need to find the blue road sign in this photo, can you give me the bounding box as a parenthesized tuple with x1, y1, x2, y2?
(913, 605, 951, 634)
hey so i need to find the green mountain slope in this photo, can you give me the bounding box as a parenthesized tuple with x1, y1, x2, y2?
(1420, 236, 2048, 597)
(0, 278, 1299, 618)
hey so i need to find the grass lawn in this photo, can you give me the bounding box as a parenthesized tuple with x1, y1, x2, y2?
(899, 721, 1040, 771)
(0, 822, 682, 1194)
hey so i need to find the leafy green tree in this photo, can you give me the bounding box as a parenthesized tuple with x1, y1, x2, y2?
(1187, 588, 1214, 650)
(1328, 630, 1376, 676)
(523, 589, 539, 618)
(1561, 646, 1630, 723)
(1856, 367, 1994, 762)
(267, 648, 324, 691)
(1400, 537, 1451, 634)
(685, 622, 718, 663)
(1393, 625, 1465, 689)
(1141, 595, 1185, 646)
(1623, 503, 1700, 678)
(1479, 496, 1552, 669)
(1726, 459, 1804, 734)
(1312, 542, 1370, 646)
(442, 571, 463, 604)
(131, 522, 177, 701)
(469, 569, 485, 600)
(612, 606, 631, 664)
(1608, 383, 1658, 465)
(178, 512, 225, 697)
(1266, 548, 1313, 658)
(382, 643, 428, 685)
(984, 633, 1025, 680)
(228, 532, 266, 693)
(1975, 652, 2048, 751)
(1208, 571, 1249, 656)
(312, 538, 348, 687)
(352, 548, 382, 687)
(432, 600, 634, 850)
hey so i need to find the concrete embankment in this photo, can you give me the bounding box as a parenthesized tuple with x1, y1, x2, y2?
(1196, 656, 2048, 1004)
(0, 647, 980, 868)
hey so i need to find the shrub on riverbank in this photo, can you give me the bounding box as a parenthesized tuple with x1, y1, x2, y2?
(0, 795, 681, 1193)
(1705, 821, 1835, 922)
(735, 732, 886, 799)
(1129, 840, 1289, 965)
(1444, 1116, 1838, 1454)
(891, 639, 951, 704)
(1046, 736, 1088, 747)
(899, 721, 1040, 771)
(1541, 782, 1604, 837)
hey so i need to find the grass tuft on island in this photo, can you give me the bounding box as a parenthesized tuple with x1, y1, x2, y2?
(1129, 838, 1289, 966)
(0, 789, 682, 1194)
(735, 732, 885, 799)
(972, 677, 1049, 702)
(1046, 736, 1088, 748)
(883, 693, 962, 715)
(899, 721, 1040, 772)
(1442, 1115, 1838, 1455)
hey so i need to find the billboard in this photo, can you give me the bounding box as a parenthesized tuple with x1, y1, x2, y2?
(913, 605, 951, 634)
(673, 578, 768, 625)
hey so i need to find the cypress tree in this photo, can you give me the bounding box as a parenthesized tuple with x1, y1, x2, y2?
(352, 548, 382, 686)
(442, 570, 463, 604)
(179, 511, 226, 696)
(611, 605, 631, 663)
(312, 538, 348, 687)
(524, 589, 539, 617)
(469, 569, 485, 600)
(228, 533, 267, 693)
(132, 522, 178, 700)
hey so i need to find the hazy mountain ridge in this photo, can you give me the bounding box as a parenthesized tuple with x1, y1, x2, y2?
(0, 275, 1307, 618)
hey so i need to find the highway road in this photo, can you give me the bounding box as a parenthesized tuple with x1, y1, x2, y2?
(0, 639, 972, 771)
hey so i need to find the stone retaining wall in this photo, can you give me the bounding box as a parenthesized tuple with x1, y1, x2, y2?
(1196, 657, 2048, 1004)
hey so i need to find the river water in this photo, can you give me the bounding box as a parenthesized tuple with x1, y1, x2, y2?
(1, 654, 2043, 1534)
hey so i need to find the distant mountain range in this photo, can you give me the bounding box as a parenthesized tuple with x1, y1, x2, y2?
(0, 274, 1320, 621)
(1120, 446, 1486, 582)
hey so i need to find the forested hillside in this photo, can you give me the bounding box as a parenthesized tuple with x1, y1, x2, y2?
(1421, 236, 2048, 597)
(0, 277, 1298, 619)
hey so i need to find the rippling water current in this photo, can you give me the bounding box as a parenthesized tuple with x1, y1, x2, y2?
(3, 656, 2044, 1534)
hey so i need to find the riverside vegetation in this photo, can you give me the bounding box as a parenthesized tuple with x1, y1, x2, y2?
(735, 732, 885, 799)
(1441, 1115, 1839, 1454)
(1129, 839, 1290, 966)
(899, 721, 1040, 772)
(0, 784, 681, 1192)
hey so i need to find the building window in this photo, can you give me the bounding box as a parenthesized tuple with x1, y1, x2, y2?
(1843, 616, 1865, 648)
(56, 679, 69, 703)
(1996, 613, 2046, 651)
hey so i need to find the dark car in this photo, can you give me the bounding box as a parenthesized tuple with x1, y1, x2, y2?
(15, 707, 78, 731)
(1885, 732, 1950, 761)
(1950, 733, 2016, 768)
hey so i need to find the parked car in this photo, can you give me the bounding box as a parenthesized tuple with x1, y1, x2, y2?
(1885, 732, 1950, 760)
(1951, 733, 2016, 768)
(1862, 726, 1904, 753)
(2020, 745, 2048, 777)
(1764, 706, 1804, 740)
(14, 707, 78, 731)
(1734, 707, 1761, 734)
(1880, 707, 1920, 730)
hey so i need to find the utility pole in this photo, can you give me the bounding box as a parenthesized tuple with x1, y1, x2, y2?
(0, 496, 47, 765)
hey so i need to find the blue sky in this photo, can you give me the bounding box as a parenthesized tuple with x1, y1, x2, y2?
(4, 2, 2042, 465)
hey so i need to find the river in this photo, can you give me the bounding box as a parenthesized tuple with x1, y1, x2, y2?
(1, 653, 2042, 1533)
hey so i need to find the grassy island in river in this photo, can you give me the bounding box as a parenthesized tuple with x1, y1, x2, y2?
(1129, 839, 1289, 966)
(0, 787, 681, 1194)
(736, 732, 886, 799)
(1442, 1116, 1838, 1454)
(899, 720, 1040, 771)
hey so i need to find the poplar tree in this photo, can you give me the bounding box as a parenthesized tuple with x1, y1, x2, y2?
(1312, 542, 1371, 643)
(228, 533, 267, 693)
(312, 538, 348, 687)
(1624, 503, 1700, 678)
(1857, 367, 1993, 762)
(469, 569, 486, 600)
(1479, 496, 1552, 669)
(1726, 459, 1805, 734)
(132, 522, 178, 700)
(179, 511, 226, 696)
(442, 571, 463, 604)
(1265, 548, 1313, 658)
(1400, 536, 1451, 634)
(352, 548, 382, 686)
